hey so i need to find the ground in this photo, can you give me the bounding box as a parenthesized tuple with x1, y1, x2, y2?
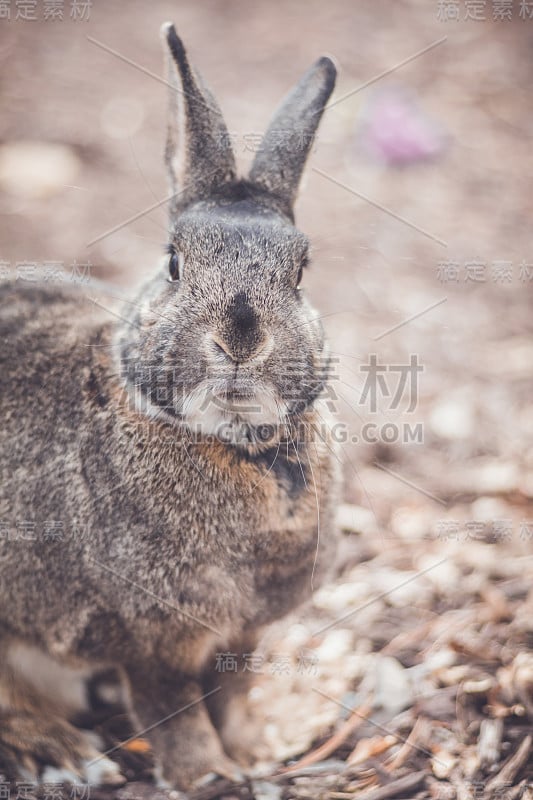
(0, 1, 532, 799)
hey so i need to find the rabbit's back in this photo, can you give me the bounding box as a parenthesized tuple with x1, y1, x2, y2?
(0, 280, 109, 454)
(0, 281, 116, 652)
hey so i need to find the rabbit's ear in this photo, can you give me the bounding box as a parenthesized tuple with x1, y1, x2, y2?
(161, 23, 236, 213)
(248, 57, 336, 215)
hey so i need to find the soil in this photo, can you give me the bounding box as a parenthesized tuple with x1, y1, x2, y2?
(1, 1, 532, 798)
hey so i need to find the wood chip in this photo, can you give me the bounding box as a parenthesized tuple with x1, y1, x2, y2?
(279, 701, 373, 772)
(415, 686, 458, 721)
(431, 748, 457, 779)
(428, 778, 456, 800)
(348, 735, 397, 766)
(485, 735, 532, 795)
(479, 587, 512, 623)
(462, 677, 495, 695)
(511, 653, 533, 716)
(386, 716, 432, 771)
(477, 718, 503, 768)
(350, 771, 426, 800)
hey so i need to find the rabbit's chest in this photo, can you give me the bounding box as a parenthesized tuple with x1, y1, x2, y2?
(184, 440, 331, 571)
(196, 441, 322, 534)
(110, 425, 336, 595)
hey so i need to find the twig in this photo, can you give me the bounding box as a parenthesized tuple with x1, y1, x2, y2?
(348, 770, 426, 800)
(188, 777, 250, 800)
(485, 735, 532, 796)
(279, 701, 373, 772)
(348, 735, 398, 767)
(386, 716, 431, 771)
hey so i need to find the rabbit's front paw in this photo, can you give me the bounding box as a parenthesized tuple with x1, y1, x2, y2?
(0, 712, 126, 787)
(128, 670, 247, 790)
(152, 737, 244, 791)
(219, 714, 271, 767)
(151, 722, 246, 790)
(190, 753, 245, 788)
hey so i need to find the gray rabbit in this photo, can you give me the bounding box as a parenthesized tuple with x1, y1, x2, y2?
(0, 23, 340, 791)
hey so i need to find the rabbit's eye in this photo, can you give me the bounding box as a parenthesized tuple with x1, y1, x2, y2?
(295, 252, 309, 289)
(167, 250, 183, 282)
(167, 250, 184, 283)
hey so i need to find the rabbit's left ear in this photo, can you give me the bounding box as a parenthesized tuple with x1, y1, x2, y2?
(161, 23, 236, 214)
(249, 57, 336, 216)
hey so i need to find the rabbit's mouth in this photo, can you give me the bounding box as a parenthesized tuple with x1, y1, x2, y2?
(210, 377, 263, 405)
(180, 378, 287, 445)
(212, 386, 255, 403)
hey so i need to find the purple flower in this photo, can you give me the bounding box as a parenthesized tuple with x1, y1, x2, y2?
(359, 88, 446, 166)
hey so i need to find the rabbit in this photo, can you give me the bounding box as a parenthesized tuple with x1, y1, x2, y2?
(0, 23, 340, 791)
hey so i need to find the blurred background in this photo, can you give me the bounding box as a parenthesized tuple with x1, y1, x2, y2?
(1, 0, 533, 794)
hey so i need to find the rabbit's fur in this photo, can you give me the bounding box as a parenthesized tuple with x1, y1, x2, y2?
(0, 24, 340, 790)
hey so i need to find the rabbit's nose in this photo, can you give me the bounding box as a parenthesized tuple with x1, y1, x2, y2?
(211, 333, 271, 365)
(210, 291, 273, 364)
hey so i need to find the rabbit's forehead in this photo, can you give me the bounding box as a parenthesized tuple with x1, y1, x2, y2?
(171, 207, 308, 263)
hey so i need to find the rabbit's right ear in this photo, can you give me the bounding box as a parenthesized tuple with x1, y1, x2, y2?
(249, 57, 336, 217)
(161, 23, 236, 215)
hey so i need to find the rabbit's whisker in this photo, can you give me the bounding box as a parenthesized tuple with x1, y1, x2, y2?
(82, 342, 122, 348)
(311, 407, 379, 529)
(87, 297, 142, 331)
(285, 309, 358, 333)
(336, 378, 393, 422)
(333, 388, 367, 425)
(328, 350, 366, 362)
(182, 436, 209, 480)
(286, 428, 308, 493)
(249, 438, 282, 494)
(87, 556, 220, 635)
(307, 440, 321, 592)
(100, 292, 176, 326)
(128, 137, 163, 209)
(132, 233, 169, 245)
(310, 408, 344, 466)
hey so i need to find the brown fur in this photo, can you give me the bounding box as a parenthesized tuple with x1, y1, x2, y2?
(0, 25, 340, 790)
